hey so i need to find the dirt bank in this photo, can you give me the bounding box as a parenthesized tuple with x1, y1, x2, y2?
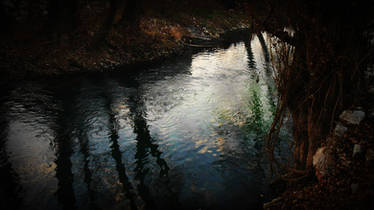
(0, 1, 251, 80)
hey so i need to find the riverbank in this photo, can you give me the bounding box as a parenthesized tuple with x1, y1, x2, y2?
(258, 3, 374, 208)
(0, 33, 275, 210)
(0, 1, 250, 80)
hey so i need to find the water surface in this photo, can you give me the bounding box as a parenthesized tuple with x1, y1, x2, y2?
(0, 34, 291, 210)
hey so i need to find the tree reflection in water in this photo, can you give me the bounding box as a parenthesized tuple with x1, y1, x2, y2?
(126, 79, 173, 209)
(0, 37, 288, 209)
(105, 89, 138, 209)
(0, 93, 22, 210)
(54, 92, 76, 210)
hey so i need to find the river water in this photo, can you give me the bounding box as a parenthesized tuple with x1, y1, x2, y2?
(0, 34, 291, 210)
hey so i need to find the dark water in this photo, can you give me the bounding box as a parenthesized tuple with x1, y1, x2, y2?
(0, 34, 291, 210)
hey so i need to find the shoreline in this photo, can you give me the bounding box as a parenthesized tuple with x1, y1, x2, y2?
(0, 7, 251, 81)
(0, 28, 251, 83)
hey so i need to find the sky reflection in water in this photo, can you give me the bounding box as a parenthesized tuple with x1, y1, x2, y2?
(0, 33, 291, 210)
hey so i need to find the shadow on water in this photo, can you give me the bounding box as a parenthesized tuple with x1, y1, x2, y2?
(104, 86, 138, 210)
(125, 79, 178, 209)
(0, 88, 22, 210)
(257, 33, 270, 64)
(76, 129, 98, 209)
(65, 86, 98, 209)
(244, 35, 256, 70)
(254, 33, 277, 112)
(53, 89, 77, 210)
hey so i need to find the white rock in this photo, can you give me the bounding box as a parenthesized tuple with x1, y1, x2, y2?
(334, 122, 347, 137)
(339, 110, 365, 125)
(352, 144, 362, 157)
(313, 147, 335, 180)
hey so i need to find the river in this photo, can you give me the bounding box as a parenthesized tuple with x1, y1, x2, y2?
(0, 33, 291, 210)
